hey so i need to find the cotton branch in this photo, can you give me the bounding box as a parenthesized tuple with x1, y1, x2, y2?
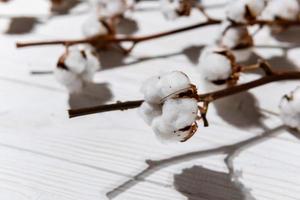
(68, 70, 300, 118)
(16, 19, 221, 49)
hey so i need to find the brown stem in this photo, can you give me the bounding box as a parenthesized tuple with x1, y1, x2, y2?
(198, 71, 300, 101)
(68, 71, 300, 118)
(240, 60, 274, 75)
(16, 19, 221, 48)
(68, 100, 143, 118)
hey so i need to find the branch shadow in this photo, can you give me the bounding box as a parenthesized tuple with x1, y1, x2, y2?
(68, 82, 113, 109)
(98, 44, 204, 70)
(213, 92, 267, 130)
(106, 125, 285, 199)
(271, 27, 300, 44)
(5, 17, 42, 35)
(241, 51, 297, 73)
(116, 17, 139, 35)
(174, 166, 255, 200)
(50, 0, 82, 15)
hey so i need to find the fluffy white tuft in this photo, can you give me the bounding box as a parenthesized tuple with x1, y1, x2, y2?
(82, 14, 108, 37)
(54, 68, 84, 93)
(139, 71, 199, 142)
(219, 21, 251, 49)
(151, 98, 198, 142)
(140, 71, 191, 104)
(279, 87, 300, 130)
(160, 0, 181, 20)
(54, 48, 100, 93)
(198, 46, 233, 82)
(260, 0, 300, 21)
(226, 0, 266, 23)
(92, 0, 129, 19)
(218, 21, 253, 62)
(139, 102, 162, 125)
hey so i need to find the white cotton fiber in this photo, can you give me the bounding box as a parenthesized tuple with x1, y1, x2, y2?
(54, 68, 84, 93)
(261, 0, 300, 21)
(150, 98, 198, 142)
(279, 87, 300, 130)
(140, 71, 191, 104)
(82, 15, 108, 37)
(198, 46, 233, 82)
(54, 48, 100, 93)
(160, 0, 181, 20)
(93, 0, 128, 19)
(138, 102, 162, 125)
(161, 98, 198, 130)
(226, 0, 266, 23)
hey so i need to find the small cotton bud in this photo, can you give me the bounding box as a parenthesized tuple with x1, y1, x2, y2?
(141, 71, 193, 104)
(261, 0, 300, 21)
(218, 21, 253, 62)
(279, 87, 300, 130)
(92, 0, 129, 19)
(226, 0, 266, 23)
(151, 98, 198, 142)
(54, 48, 100, 93)
(198, 46, 238, 85)
(82, 15, 109, 37)
(160, 0, 197, 20)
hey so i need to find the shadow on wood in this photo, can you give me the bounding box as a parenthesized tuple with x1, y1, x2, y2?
(213, 92, 267, 130)
(68, 82, 112, 109)
(174, 166, 255, 200)
(98, 44, 204, 70)
(5, 17, 40, 34)
(116, 17, 139, 35)
(106, 125, 285, 199)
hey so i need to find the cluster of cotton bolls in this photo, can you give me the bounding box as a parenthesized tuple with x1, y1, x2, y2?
(279, 87, 300, 131)
(54, 47, 101, 93)
(160, 0, 201, 20)
(198, 0, 300, 91)
(139, 71, 200, 142)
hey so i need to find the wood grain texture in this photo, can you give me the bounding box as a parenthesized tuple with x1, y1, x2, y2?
(0, 0, 299, 199)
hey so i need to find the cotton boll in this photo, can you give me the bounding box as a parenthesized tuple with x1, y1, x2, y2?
(54, 48, 100, 93)
(219, 21, 253, 49)
(162, 98, 198, 130)
(160, 0, 196, 20)
(81, 51, 101, 82)
(158, 71, 192, 100)
(82, 15, 108, 37)
(226, 0, 266, 23)
(139, 102, 162, 125)
(151, 98, 198, 142)
(54, 68, 84, 93)
(198, 46, 234, 83)
(93, 0, 128, 19)
(160, 0, 181, 20)
(63, 49, 86, 74)
(140, 76, 162, 104)
(141, 71, 192, 104)
(261, 0, 300, 21)
(152, 116, 196, 142)
(279, 87, 300, 130)
(218, 21, 253, 62)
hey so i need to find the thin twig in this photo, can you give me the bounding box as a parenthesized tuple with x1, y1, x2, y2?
(68, 71, 300, 118)
(16, 19, 221, 48)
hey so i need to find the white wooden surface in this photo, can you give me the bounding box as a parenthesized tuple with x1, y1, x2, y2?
(0, 0, 300, 200)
